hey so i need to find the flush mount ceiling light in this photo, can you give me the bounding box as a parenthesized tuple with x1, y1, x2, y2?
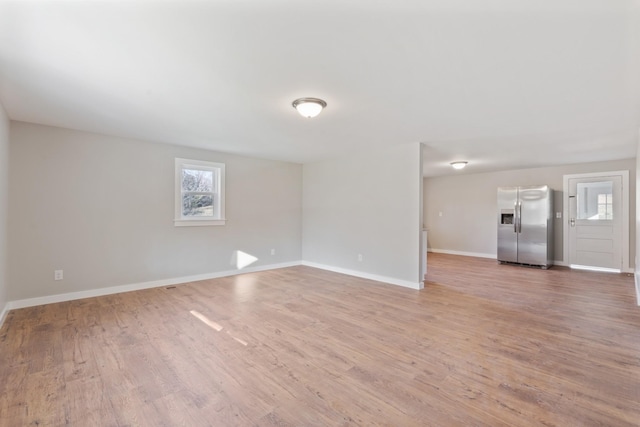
(450, 161, 468, 170)
(292, 97, 327, 118)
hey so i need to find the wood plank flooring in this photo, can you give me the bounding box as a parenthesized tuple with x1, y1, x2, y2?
(1, 254, 639, 426)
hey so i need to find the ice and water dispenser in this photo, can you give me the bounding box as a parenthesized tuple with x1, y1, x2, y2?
(500, 210, 514, 225)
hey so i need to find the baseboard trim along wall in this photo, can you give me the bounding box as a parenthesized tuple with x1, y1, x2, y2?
(0, 304, 9, 331)
(427, 249, 640, 275)
(0, 260, 425, 328)
(5, 261, 302, 312)
(428, 249, 569, 268)
(2, 257, 634, 329)
(428, 248, 496, 259)
(301, 261, 424, 290)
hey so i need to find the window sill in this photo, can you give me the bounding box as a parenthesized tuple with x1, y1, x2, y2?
(174, 219, 226, 227)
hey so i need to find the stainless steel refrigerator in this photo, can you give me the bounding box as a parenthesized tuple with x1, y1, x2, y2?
(497, 185, 553, 268)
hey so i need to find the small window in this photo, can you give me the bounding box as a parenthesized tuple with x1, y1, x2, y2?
(597, 193, 613, 220)
(577, 180, 613, 221)
(175, 158, 225, 226)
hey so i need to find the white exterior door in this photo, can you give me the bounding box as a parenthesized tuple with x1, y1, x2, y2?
(568, 174, 623, 272)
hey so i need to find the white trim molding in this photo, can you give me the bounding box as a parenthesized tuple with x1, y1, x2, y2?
(428, 248, 496, 259)
(175, 158, 226, 227)
(428, 249, 570, 268)
(635, 271, 640, 306)
(0, 260, 425, 324)
(301, 261, 424, 290)
(0, 303, 9, 330)
(5, 261, 301, 312)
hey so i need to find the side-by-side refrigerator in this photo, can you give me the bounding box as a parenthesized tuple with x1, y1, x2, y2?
(497, 185, 553, 269)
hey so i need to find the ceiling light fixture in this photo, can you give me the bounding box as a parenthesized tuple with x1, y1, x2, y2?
(450, 161, 468, 170)
(292, 97, 327, 118)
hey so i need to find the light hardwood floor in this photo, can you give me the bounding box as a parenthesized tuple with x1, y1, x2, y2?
(1, 254, 639, 426)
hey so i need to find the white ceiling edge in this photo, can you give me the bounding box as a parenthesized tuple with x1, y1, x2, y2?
(0, 0, 639, 173)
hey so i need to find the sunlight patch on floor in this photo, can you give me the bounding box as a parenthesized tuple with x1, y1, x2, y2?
(189, 310, 223, 331)
(227, 331, 248, 346)
(190, 310, 249, 346)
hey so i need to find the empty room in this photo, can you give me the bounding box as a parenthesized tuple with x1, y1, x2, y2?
(0, 1, 639, 426)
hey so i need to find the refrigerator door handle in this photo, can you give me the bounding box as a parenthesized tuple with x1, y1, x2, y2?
(518, 201, 523, 233)
(514, 202, 518, 233)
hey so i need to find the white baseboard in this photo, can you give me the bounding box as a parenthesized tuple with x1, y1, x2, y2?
(0, 302, 9, 330)
(3, 256, 633, 328)
(6, 261, 302, 312)
(429, 249, 570, 268)
(301, 261, 423, 290)
(428, 248, 496, 259)
(427, 251, 634, 279)
(0, 259, 423, 324)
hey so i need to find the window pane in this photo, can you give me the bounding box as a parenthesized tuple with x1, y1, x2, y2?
(182, 194, 214, 217)
(577, 181, 613, 220)
(182, 169, 214, 192)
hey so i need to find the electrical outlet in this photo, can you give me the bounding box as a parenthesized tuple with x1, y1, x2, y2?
(54, 270, 63, 281)
(270, 248, 275, 255)
(439, 211, 443, 217)
(556, 212, 562, 219)
(358, 254, 363, 262)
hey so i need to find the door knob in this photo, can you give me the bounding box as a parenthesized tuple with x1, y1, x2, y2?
(570, 218, 576, 227)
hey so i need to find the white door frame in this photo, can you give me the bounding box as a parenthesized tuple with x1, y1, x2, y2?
(562, 170, 630, 273)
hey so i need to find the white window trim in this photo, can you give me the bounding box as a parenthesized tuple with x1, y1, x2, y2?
(174, 158, 226, 227)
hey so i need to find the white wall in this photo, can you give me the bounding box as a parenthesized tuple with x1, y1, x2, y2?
(424, 158, 636, 266)
(636, 136, 640, 303)
(8, 122, 302, 301)
(0, 103, 9, 320)
(303, 143, 423, 288)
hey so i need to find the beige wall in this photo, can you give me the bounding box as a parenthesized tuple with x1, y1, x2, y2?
(0, 103, 8, 315)
(636, 137, 640, 302)
(303, 143, 423, 287)
(8, 122, 302, 301)
(424, 158, 636, 267)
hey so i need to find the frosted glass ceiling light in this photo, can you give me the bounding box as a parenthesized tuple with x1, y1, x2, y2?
(450, 161, 468, 170)
(292, 97, 327, 118)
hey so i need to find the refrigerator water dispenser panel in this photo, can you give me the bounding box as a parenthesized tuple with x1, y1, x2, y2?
(501, 210, 514, 225)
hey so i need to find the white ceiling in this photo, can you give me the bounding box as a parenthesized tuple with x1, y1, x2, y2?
(0, 0, 639, 177)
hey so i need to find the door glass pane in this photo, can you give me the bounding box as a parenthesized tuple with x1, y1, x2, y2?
(577, 181, 613, 220)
